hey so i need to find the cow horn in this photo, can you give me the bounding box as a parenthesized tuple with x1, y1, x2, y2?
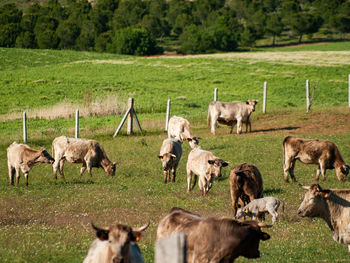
(298, 184, 310, 190)
(133, 222, 150, 232)
(258, 223, 272, 228)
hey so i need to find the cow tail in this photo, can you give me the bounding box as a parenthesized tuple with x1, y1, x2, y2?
(282, 137, 288, 170)
(52, 143, 55, 159)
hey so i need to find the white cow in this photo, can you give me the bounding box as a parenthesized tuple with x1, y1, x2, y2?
(168, 116, 199, 148)
(158, 138, 182, 183)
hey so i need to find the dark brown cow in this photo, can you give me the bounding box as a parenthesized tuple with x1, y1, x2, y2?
(7, 142, 55, 186)
(230, 163, 264, 217)
(283, 136, 349, 182)
(156, 207, 271, 263)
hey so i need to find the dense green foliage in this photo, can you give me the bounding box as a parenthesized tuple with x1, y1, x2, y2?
(0, 0, 350, 54)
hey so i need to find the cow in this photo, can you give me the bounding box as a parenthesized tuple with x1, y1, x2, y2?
(230, 163, 264, 217)
(7, 142, 55, 186)
(235, 197, 284, 224)
(283, 136, 349, 183)
(298, 184, 350, 253)
(167, 116, 199, 148)
(186, 146, 229, 195)
(52, 136, 116, 179)
(83, 222, 149, 263)
(158, 138, 182, 183)
(207, 100, 259, 135)
(156, 207, 271, 262)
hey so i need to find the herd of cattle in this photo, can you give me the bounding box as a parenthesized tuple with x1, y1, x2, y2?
(5, 100, 350, 262)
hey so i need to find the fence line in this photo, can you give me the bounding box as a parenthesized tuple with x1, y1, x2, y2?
(23, 112, 27, 144)
(263, 82, 267, 113)
(75, 109, 79, 139)
(214, 88, 218, 101)
(165, 99, 171, 131)
(306, 80, 310, 113)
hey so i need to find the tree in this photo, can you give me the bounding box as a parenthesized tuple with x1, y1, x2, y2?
(16, 31, 37, 48)
(266, 13, 284, 45)
(95, 30, 113, 52)
(56, 19, 80, 49)
(112, 0, 146, 30)
(330, 2, 350, 34)
(36, 29, 59, 49)
(0, 4, 22, 47)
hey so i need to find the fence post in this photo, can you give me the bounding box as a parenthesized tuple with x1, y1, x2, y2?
(263, 81, 267, 113)
(306, 80, 310, 113)
(214, 88, 218, 101)
(165, 99, 171, 131)
(348, 74, 350, 107)
(155, 232, 186, 263)
(127, 98, 134, 135)
(75, 109, 79, 138)
(23, 112, 27, 144)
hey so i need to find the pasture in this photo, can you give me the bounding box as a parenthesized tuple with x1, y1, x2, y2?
(0, 43, 350, 262)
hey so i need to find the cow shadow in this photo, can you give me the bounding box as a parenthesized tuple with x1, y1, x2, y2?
(263, 188, 283, 195)
(252, 126, 299, 133)
(54, 179, 95, 185)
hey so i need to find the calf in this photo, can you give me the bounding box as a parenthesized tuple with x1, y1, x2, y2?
(84, 222, 149, 263)
(298, 184, 350, 253)
(7, 142, 55, 186)
(236, 197, 284, 224)
(186, 146, 228, 195)
(158, 138, 182, 183)
(156, 207, 271, 262)
(283, 136, 349, 182)
(167, 116, 199, 148)
(52, 136, 116, 179)
(207, 100, 258, 134)
(230, 163, 264, 217)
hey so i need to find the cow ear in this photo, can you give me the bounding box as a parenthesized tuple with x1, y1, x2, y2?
(187, 138, 192, 142)
(260, 232, 270, 241)
(246, 101, 249, 105)
(92, 223, 109, 241)
(170, 154, 177, 160)
(208, 160, 215, 165)
(158, 155, 163, 160)
(40, 148, 47, 152)
(255, 100, 259, 104)
(221, 161, 229, 167)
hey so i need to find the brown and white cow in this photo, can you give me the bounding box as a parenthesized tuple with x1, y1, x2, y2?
(230, 163, 264, 217)
(298, 184, 350, 253)
(156, 207, 271, 262)
(52, 136, 116, 179)
(167, 116, 199, 148)
(83, 222, 149, 263)
(186, 146, 229, 195)
(283, 136, 349, 183)
(7, 142, 55, 186)
(207, 100, 259, 135)
(158, 138, 182, 183)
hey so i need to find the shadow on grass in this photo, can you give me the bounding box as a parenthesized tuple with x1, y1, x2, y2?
(54, 179, 95, 185)
(263, 188, 283, 195)
(252, 126, 300, 133)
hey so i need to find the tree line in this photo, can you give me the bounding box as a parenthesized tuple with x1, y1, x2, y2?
(0, 0, 349, 55)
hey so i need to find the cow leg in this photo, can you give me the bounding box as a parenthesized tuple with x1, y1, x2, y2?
(211, 114, 219, 135)
(289, 160, 297, 182)
(171, 168, 176, 183)
(348, 245, 350, 255)
(80, 163, 87, 177)
(15, 168, 21, 186)
(52, 159, 59, 180)
(187, 171, 192, 192)
(229, 121, 236, 134)
(24, 172, 29, 186)
(320, 162, 327, 181)
(236, 118, 243, 134)
(284, 157, 296, 183)
(248, 118, 252, 132)
(58, 159, 65, 180)
(191, 175, 198, 191)
(230, 193, 239, 217)
(8, 166, 15, 186)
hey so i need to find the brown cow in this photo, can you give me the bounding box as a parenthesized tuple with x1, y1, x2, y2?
(7, 142, 55, 186)
(156, 207, 271, 262)
(230, 163, 264, 217)
(283, 136, 349, 182)
(83, 222, 149, 263)
(52, 136, 116, 179)
(298, 184, 350, 253)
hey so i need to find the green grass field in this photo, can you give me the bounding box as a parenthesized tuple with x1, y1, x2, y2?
(0, 43, 350, 262)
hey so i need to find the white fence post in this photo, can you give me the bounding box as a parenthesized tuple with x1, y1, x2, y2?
(306, 80, 310, 113)
(165, 99, 171, 131)
(214, 88, 218, 101)
(127, 98, 134, 135)
(23, 112, 27, 144)
(75, 109, 79, 139)
(155, 232, 186, 263)
(263, 81, 267, 113)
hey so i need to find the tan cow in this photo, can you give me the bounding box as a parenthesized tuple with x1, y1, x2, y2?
(298, 184, 350, 253)
(283, 136, 349, 182)
(186, 146, 228, 195)
(167, 116, 199, 148)
(7, 142, 55, 186)
(207, 100, 259, 135)
(156, 207, 271, 262)
(230, 163, 264, 217)
(84, 222, 149, 263)
(158, 138, 182, 183)
(52, 136, 116, 179)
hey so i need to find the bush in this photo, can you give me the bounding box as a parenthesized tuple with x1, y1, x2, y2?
(36, 29, 59, 49)
(15, 31, 37, 48)
(56, 19, 80, 49)
(95, 31, 113, 52)
(0, 23, 21, 47)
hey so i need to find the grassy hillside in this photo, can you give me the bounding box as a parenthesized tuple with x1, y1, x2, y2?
(0, 43, 350, 262)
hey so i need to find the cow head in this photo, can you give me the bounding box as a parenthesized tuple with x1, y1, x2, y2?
(38, 148, 55, 164)
(158, 153, 177, 171)
(187, 137, 200, 149)
(92, 222, 149, 263)
(297, 184, 330, 218)
(106, 162, 117, 177)
(245, 100, 259, 113)
(208, 158, 229, 178)
(336, 164, 350, 181)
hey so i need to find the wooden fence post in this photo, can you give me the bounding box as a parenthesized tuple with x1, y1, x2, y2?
(263, 81, 267, 113)
(155, 232, 186, 263)
(306, 80, 310, 113)
(214, 88, 218, 101)
(23, 112, 27, 144)
(165, 99, 171, 131)
(127, 98, 134, 135)
(75, 109, 79, 139)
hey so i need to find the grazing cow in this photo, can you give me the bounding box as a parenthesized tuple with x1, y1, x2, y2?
(207, 100, 259, 135)
(84, 222, 149, 263)
(230, 163, 264, 217)
(298, 184, 350, 253)
(236, 197, 284, 224)
(186, 146, 228, 195)
(167, 116, 199, 148)
(156, 207, 271, 262)
(7, 142, 55, 186)
(283, 136, 349, 183)
(52, 136, 116, 179)
(158, 138, 182, 183)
